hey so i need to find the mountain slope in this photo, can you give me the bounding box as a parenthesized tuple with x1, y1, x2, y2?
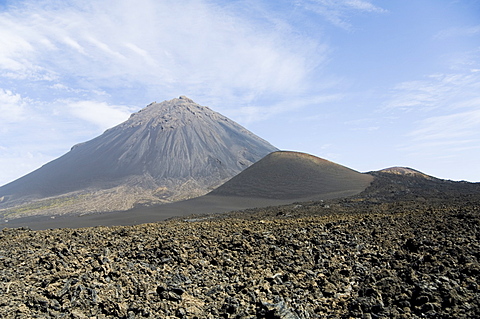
(0, 96, 278, 219)
(0, 151, 376, 229)
(210, 151, 374, 200)
(6, 152, 479, 231)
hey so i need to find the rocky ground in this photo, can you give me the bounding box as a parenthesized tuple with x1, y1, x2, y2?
(1, 173, 479, 318)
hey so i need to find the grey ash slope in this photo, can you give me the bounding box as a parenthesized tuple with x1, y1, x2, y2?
(0, 96, 277, 219)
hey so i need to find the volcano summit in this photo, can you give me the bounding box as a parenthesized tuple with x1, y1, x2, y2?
(0, 96, 277, 219)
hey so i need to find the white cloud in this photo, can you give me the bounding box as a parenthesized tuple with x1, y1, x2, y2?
(0, 89, 27, 124)
(0, 20, 34, 71)
(0, 0, 324, 103)
(65, 100, 133, 130)
(0, 0, 390, 131)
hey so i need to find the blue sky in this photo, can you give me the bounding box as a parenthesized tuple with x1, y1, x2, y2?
(0, 0, 479, 185)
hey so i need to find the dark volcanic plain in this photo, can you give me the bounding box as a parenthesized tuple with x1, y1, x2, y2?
(1, 172, 479, 318)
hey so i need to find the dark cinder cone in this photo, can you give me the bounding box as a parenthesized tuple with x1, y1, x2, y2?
(0, 96, 278, 219)
(210, 151, 374, 199)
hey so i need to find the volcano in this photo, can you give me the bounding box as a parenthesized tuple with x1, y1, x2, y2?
(0, 96, 278, 219)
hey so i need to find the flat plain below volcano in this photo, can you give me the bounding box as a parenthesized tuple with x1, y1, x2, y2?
(1, 151, 374, 230)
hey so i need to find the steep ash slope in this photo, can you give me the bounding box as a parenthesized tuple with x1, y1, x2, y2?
(0, 96, 277, 218)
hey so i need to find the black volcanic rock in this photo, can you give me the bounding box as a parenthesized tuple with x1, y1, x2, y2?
(210, 151, 374, 200)
(0, 96, 278, 219)
(1, 187, 479, 318)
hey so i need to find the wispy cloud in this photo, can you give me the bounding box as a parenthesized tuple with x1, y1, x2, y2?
(409, 110, 480, 142)
(226, 94, 343, 124)
(295, 0, 387, 30)
(344, 0, 386, 12)
(385, 67, 480, 169)
(384, 71, 480, 112)
(0, 0, 323, 104)
(435, 24, 480, 39)
(0, 0, 389, 127)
